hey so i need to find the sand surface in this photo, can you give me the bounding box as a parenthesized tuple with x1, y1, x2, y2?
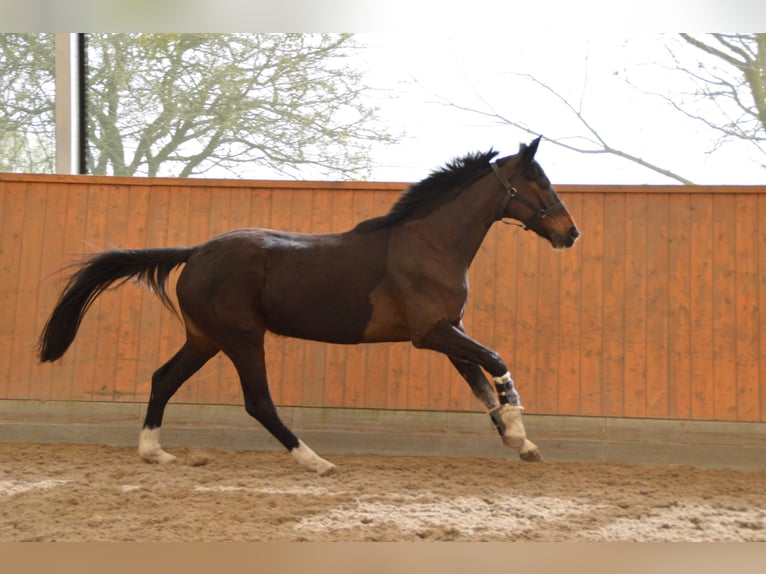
(1, 442, 764, 541)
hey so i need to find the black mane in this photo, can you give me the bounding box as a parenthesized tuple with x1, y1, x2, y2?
(354, 149, 500, 232)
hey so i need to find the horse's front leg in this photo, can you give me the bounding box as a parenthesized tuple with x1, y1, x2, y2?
(417, 320, 541, 462)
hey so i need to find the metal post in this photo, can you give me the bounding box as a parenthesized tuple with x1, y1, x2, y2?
(54, 33, 82, 174)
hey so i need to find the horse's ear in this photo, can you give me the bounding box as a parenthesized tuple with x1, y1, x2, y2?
(519, 136, 542, 165)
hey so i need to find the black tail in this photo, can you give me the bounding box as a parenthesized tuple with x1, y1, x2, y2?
(38, 247, 194, 363)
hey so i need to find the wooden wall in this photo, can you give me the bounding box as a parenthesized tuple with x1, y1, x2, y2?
(1, 174, 764, 422)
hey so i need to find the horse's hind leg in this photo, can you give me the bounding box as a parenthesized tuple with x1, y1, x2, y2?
(223, 335, 336, 476)
(139, 336, 218, 464)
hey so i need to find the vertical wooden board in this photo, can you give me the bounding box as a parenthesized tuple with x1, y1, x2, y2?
(344, 189, 377, 408)
(68, 184, 109, 401)
(228, 187, 253, 232)
(156, 187, 190, 403)
(449, 232, 494, 412)
(512, 232, 540, 411)
(113, 185, 151, 402)
(285, 188, 315, 407)
(249, 187, 273, 229)
(387, 342, 411, 411)
(320, 189, 354, 408)
(173, 186, 213, 404)
(734, 195, 760, 421)
(577, 194, 604, 416)
(760, 195, 766, 422)
(300, 190, 332, 407)
(406, 347, 432, 411)
(689, 194, 715, 420)
(10, 183, 51, 400)
(134, 185, 172, 401)
(32, 182, 69, 399)
(667, 194, 692, 419)
(601, 194, 626, 418)
(302, 340, 328, 408)
(200, 186, 235, 405)
(264, 188, 293, 405)
(534, 232, 561, 415)
(365, 336, 392, 409)
(644, 194, 670, 419)
(711, 194, 738, 420)
(491, 224, 521, 410)
(49, 183, 89, 401)
(0, 182, 11, 398)
(0, 184, 28, 398)
(556, 193, 583, 416)
(207, 186, 232, 238)
(91, 185, 131, 401)
(622, 193, 648, 418)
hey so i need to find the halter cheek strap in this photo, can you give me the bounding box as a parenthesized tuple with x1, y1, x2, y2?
(491, 161, 564, 230)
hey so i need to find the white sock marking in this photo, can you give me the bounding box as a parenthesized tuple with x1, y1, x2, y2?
(290, 440, 336, 476)
(138, 428, 177, 464)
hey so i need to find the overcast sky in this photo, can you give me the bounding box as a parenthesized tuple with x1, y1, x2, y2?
(351, 33, 765, 186)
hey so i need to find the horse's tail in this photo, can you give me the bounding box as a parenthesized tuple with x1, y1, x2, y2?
(38, 247, 195, 363)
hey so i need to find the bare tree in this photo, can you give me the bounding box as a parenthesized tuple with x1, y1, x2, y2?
(436, 34, 766, 184)
(660, 34, 766, 164)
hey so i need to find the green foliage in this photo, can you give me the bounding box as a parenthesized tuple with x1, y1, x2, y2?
(0, 33, 56, 173)
(0, 33, 395, 178)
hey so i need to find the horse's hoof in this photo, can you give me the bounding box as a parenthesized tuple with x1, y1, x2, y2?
(519, 449, 542, 462)
(316, 461, 337, 476)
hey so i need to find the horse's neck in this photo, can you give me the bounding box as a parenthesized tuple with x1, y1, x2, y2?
(404, 180, 500, 268)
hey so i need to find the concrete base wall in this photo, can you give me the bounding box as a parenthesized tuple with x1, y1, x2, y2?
(1, 400, 764, 470)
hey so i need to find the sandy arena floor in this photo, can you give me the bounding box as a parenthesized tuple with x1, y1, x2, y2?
(1, 442, 764, 542)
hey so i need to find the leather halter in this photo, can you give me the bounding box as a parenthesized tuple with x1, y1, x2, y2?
(491, 161, 564, 230)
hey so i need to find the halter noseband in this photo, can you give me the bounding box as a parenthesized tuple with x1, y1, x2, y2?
(491, 161, 564, 230)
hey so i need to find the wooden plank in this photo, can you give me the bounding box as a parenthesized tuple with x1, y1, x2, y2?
(644, 193, 670, 418)
(556, 193, 583, 416)
(155, 186, 190, 404)
(734, 195, 760, 421)
(113, 184, 150, 403)
(344, 188, 377, 409)
(34, 185, 71, 400)
(67, 183, 109, 401)
(577, 193, 604, 416)
(622, 193, 648, 418)
(90, 184, 130, 402)
(282, 187, 313, 407)
(10, 183, 51, 400)
(534, 228, 561, 415)
(601, 194, 626, 417)
(363, 189, 395, 409)
(299, 189, 332, 408)
(44, 184, 88, 401)
(490, 226, 520, 412)
(760, 195, 766, 422)
(512, 232, 540, 411)
(133, 184, 171, 404)
(202, 186, 236, 406)
(0, 183, 28, 399)
(667, 194, 692, 419)
(711, 194, 738, 420)
(689, 194, 715, 420)
(321, 189, 354, 408)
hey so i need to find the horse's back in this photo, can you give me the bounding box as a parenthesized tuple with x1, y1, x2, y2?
(177, 227, 402, 344)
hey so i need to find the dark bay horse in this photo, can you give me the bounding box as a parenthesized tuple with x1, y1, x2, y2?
(38, 137, 579, 475)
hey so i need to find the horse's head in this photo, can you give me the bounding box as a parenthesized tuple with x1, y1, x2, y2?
(493, 137, 579, 249)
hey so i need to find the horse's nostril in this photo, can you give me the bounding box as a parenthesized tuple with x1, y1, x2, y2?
(569, 227, 580, 239)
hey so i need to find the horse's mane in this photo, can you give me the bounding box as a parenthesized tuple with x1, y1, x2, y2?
(354, 149, 500, 232)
